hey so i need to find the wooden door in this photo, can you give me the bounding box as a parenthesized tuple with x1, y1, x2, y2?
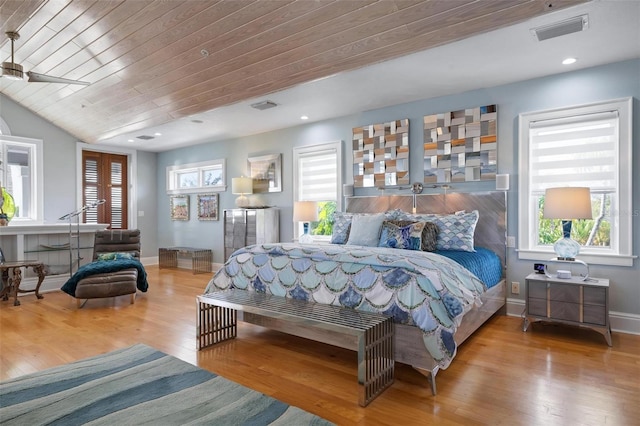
(82, 151, 128, 229)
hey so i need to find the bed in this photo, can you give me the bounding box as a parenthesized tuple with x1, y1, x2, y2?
(204, 191, 506, 394)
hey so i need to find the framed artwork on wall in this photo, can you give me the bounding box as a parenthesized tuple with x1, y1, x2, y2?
(170, 195, 189, 220)
(423, 105, 497, 183)
(247, 153, 282, 193)
(197, 193, 218, 221)
(352, 119, 409, 188)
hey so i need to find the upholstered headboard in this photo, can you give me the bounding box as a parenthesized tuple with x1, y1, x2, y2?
(92, 229, 141, 260)
(346, 191, 507, 267)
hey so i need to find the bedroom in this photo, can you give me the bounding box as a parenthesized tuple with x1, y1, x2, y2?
(1, 0, 639, 424)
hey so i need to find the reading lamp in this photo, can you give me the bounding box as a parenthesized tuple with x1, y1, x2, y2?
(543, 187, 592, 260)
(231, 176, 253, 208)
(293, 201, 318, 244)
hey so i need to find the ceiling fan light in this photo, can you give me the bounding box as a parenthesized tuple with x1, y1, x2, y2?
(1, 62, 24, 80)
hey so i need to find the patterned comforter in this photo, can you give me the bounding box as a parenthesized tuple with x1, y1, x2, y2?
(205, 243, 487, 369)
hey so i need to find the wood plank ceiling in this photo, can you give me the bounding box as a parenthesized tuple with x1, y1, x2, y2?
(0, 0, 585, 146)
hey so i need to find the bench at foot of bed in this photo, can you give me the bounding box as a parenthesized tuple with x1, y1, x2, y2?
(197, 289, 394, 407)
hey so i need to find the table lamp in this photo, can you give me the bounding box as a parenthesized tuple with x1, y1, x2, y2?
(293, 201, 318, 244)
(543, 187, 592, 260)
(231, 176, 253, 208)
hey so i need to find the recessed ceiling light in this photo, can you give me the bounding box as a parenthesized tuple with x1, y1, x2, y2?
(300, 115, 309, 120)
(127, 139, 134, 143)
(562, 57, 577, 65)
(154, 132, 162, 136)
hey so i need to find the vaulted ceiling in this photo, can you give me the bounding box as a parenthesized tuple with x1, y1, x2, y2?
(2, 0, 631, 152)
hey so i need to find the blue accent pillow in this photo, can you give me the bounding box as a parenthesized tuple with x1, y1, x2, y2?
(330, 212, 352, 244)
(346, 213, 385, 246)
(378, 221, 425, 250)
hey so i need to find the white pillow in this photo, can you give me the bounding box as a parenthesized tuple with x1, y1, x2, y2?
(346, 213, 385, 246)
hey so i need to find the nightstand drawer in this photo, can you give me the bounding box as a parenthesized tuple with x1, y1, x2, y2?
(528, 280, 547, 299)
(528, 298, 547, 317)
(549, 283, 580, 303)
(550, 301, 580, 322)
(584, 286, 606, 306)
(584, 305, 607, 325)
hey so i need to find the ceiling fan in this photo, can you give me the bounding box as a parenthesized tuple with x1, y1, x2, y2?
(1, 31, 90, 86)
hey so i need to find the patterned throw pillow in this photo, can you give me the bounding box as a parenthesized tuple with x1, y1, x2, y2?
(395, 210, 479, 252)
(97, 252, 135, 261)
(378, 221, 426, 250)
(380, 220, 439, 251)
(330, 212, 352, 244)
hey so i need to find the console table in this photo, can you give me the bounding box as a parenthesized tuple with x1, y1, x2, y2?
(0, 260, 46, 306)
(159, 247, 212, 274)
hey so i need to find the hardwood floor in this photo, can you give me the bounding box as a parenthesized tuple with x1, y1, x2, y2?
(2, 266, 638, 425)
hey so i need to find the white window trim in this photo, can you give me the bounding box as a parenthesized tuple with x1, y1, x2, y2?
(1, 135, 44, 223)
(517, 97, 634, 266)
(293, 140, 342, 242)
(76, 143, 138, 230)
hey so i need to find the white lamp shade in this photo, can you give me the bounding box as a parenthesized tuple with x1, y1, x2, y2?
(543, 187, 592, 219)
(231, 177, 253, 195)
(293, 201, 318, 222)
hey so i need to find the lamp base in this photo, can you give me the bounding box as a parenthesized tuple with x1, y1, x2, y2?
(299, 222, 313, 244)
(235, 195, 249, 208)
(553, 237, 580, 261)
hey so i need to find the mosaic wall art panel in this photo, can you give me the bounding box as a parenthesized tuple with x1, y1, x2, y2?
(352, 119, 409, 188)
(423, 105, 497, 183)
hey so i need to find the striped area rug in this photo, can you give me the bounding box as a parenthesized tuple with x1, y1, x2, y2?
(0, 344, 333, 425)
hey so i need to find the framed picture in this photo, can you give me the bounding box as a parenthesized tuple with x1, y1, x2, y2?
(197, 193, 218, 221)
(248, 153, 282, 193)
(170, 195, 189, 220)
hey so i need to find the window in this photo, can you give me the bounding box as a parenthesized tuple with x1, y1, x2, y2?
(0, 135, 43, 222)
(518, 98, 633, 266)
(166, 159, 226, 194)
(293, 141, 342, 241)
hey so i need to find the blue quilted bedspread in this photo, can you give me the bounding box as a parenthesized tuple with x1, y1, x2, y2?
(205, 243, 489, 369)
(61, 259, 148, 297)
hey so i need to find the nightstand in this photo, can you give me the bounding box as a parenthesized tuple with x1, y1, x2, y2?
(523, 272, 612, 346)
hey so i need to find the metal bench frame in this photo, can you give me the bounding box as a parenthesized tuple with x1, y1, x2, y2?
(197, 289, 394, 406)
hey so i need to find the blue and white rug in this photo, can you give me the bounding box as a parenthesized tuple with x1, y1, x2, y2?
(0, 344, 332, 425)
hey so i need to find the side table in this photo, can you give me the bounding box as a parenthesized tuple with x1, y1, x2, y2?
(0, 260, 46, 306)
(523, 272, 611, 346)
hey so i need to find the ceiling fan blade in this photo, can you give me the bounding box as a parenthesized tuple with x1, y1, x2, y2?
(27, 71, 90, 86)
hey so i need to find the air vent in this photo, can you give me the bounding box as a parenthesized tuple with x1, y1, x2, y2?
(531, 14, 588, 41)
(136, 135, 155, 140)
(251, 100, 278, 110)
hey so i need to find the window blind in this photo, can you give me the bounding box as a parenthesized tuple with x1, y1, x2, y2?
(529, 111, 618, 194)
(298, 148, 337, 202)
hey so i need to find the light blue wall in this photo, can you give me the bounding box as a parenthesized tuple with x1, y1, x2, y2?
(1, 59, 637, 318)
(159, 59, 639, 317)
(0, 94, 158, 258)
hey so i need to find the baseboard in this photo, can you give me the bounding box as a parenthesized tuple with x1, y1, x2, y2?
(506, 297, 640, 335)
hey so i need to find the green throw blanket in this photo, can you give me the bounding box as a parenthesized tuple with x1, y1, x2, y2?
(61, 259, 148, 297)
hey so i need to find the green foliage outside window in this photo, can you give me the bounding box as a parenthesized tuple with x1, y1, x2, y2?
(537, 195, 611, 247)
(309, 201, 336, 236)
